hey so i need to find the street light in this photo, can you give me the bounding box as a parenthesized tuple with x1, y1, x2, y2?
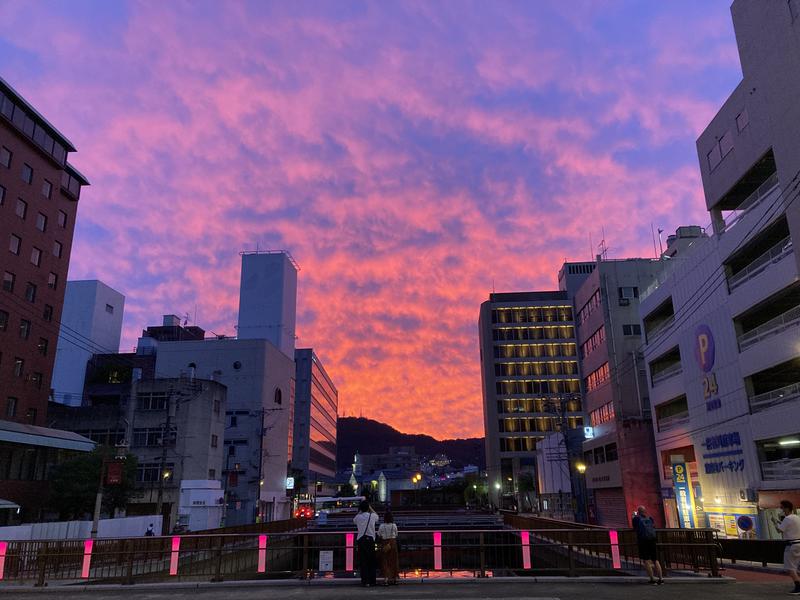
(575, 462, 587, 474)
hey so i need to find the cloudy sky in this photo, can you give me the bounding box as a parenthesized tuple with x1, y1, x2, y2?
(0, 1, 742, 439)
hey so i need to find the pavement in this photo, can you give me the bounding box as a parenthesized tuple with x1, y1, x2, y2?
(1, 577, 797, 600)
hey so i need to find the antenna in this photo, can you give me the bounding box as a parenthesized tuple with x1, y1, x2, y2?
(598, 227, 608, 260)
(589, 232, 593, 261)
(651, 223, 659, 258)
(657, 228, 665, 255)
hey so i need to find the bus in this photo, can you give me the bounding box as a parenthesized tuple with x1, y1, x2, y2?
(294, 496, 365, 519)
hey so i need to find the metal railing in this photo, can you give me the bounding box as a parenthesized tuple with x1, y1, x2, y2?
(738, 305, 800, 351)
(651, 363, 682, 386)
(727, 236, 794, 291)
(722, 172, 780, 232)
(657, 412, 690, 432)
(0, 526, 721, 586)
(748, 381, 800, 412)
(761, 457, 800, 481)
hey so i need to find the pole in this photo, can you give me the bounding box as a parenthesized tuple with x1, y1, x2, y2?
(156, 389, 173, 531)
(90, 458, 105, 538)
(255, 409, 265, 523)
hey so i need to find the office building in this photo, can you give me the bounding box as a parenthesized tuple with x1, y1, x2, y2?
(292, 348, 338, 491)
(51, 280, 125, 406)
(1, 77, 94, 522)
(479, 290, 585, 510)
(639, 0, 800, 539)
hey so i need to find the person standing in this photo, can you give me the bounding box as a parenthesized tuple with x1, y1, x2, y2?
(632, 505, 663, 585)
(378, 511, 400, 585)
(145, 523, 155, 536)
(354, 500, 378, 587)
(772, 499, 800, 595)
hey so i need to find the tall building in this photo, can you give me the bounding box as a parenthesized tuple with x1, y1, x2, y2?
(292, 348, 338, 491)
(237, 251, 298, 358)
(639, 0, 800, 539)
(51, 280, 125, 406)
(479, 290, 585, 510)
(1, 78, 94, 522)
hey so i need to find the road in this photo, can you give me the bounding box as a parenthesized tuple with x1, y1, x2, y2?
(0, 579, 793, 600)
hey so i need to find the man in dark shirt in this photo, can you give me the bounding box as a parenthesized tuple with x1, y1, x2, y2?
(632, 505, 663, 585)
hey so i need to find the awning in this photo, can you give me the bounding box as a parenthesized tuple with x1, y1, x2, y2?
(0, 498, 21, 510)
(0, 419, 95, 452)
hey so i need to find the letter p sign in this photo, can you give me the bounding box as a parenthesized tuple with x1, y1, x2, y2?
(694, 325, 715, 373)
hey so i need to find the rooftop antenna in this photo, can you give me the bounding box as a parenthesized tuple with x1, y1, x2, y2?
(598, 227, 609, 260)
(589, 232, 594, 261)
(657, 228, 665, 255)
(651, 223, 659, 258)
(492, 278, 495, 294)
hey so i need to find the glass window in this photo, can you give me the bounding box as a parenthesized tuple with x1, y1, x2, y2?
(36, 213, 47, 232)
(9, 234, 21, 255)
(6, 397, 17, 418)
(211, 434, 218, 448)
(13, 357, 24, 377)
(0, 146, 11, 168)
(605, 443, 618, 462)
(0, 184, 5, 204)
(736, 109, 749, 132)
(57, 210, 67, 228)
(30, 247, 42, 266)
(42, 179, 52, 199)
(623, 324, 642, 336)
(43, 304, 53, 321)
(37, 338, 48, 356)
(16, 198, 27, 219)
(19, 319, 31, 340)
(707, 144, 722, 170)
(31, 372, 43, 389)
(24, 282, 36, 303)
(53, 241, 62, 258)
(3, 271, 15, 292)
(618, 287, 639, 299)
(0, 309, 8, 330)
(719, 130, 734, 157)
(105, 303, 114, 314)
(21, 163, 33, 184)
(47, 272, 57, 289)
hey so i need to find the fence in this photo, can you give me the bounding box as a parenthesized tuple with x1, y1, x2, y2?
(0, 526, 721, 586)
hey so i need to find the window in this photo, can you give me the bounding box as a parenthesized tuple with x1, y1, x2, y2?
(133, 427, 175, 447)
(580, 325, 606, 358)
(31, 372, 43, 388)
(42, 180, 52, 199)
(13, 357, 24, 377)
(208, 469, 216, 479)
(57, 210, 67, 228)
(0, 146, 11, 168)
(16, 198, 27, 219)
(3, 271, 15, 292)
(707, 144, 722, 171)
(21, 163, 33, 184)
(36, 213, 47, 232)
(25, 282, 36, 303)
(6, 397, 17, 418)
(105, 303, 114, 314)
(577, 289, 601, 325)
(622, 324, 642, 336)
(37, 338, 48, 355)
(137, 392, 167, 411)
(585, 362, 610, 392)
(47, 272, 57, 289)
(9, 234, 21, 255)
(736, 109, 749, 132)
(43, 304, 53, 322)
(30, 247, 42, 266)
(590, 402, 615, 426)
(0, 184, 5, 204)
(230, 415, 238, 427)
(228, 445, 236, 457)
(19, 319, 31, 340)
(618, 287, 639, 299)
(593, 446, 606, 465)
(719, 130, 734, 157)
(211, 434, 218, 448)
(0, 310, 8, 330)
(605, 443, 618, 462)
(53, 241, 62, 258)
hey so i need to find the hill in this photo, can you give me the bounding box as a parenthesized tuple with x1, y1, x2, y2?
(336, 417, 485, 471)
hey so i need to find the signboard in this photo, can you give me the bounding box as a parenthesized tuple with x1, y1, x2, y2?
(702, 431, 744, 474)
(286, 477, 295, 490)
(105, 461, 123, 485)
(318, 550, 333, 572)
(724, 515, 739, 538)
(695, 325, 722, 411)
(583, 426, 595, 439)
(671, 462, 697, 528)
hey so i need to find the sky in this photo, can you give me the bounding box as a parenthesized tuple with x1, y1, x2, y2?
(0, 1, 743, 440)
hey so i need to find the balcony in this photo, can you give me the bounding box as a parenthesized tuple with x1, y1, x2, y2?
(749, 381, 800, 413)
(651, 363, 682, 386)
(727, 236, 793, 291)
(721, 172, 779, 232)
(656, 411, 689, 433)
(738, 305, 800, 351)
(761, 457, 800, 481)
(643, 297, 675, 342)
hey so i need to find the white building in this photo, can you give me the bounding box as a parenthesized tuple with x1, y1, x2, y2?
(639, 0, 800, 540)
(51, 280, 125, 406)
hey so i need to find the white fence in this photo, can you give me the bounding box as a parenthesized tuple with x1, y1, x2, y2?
(0, 515, 162, 541)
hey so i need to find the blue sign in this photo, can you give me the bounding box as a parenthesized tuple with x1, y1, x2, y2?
(737, 515, 754, 532)
(694, 324, 715, 373)
(672, 462, 697, 528)
(704, 432, 741, 450)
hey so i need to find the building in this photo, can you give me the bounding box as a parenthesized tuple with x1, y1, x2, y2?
(51, 280, 125, 406)
(479, 290, 585, 510)
(1, 77, 94, 522)
(49, 377, 226, 531)
(237, 251, 298, 358)
(291, 348, 338, 492)
(639, 0, 800, 539)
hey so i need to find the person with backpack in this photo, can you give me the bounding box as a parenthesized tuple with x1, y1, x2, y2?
(632, 505, 663, 585)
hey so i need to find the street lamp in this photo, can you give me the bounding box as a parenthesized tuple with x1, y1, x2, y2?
(575, 462, 587, 474)
(574, 462, 588, 523)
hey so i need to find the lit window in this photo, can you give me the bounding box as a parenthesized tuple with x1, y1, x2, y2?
(30, 247, 42, 266)
(16, 198, 27, 219)
(9, 234, 21, 255)
(53, 241, 62, 258)
(0, 146, 11, 168)
(21, 163, 33, 184)
(36, 213, 47, 232)
(42, 179, 52, 199)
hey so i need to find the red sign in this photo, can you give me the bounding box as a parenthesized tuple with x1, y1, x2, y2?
(105, 461, 123, 485)
(229, 472, 238, 488)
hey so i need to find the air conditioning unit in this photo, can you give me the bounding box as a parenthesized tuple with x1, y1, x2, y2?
(619, 298, 630, 306)
(739, 488, 756, 502)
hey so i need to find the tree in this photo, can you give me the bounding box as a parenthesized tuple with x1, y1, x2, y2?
(48, 448, 138, 520)
(518, 472, 536, 513)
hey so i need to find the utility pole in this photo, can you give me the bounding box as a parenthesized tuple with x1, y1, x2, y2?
(155, 387, 174, 532)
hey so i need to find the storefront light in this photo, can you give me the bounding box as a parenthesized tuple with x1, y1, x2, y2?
(778, 438, 800, 446)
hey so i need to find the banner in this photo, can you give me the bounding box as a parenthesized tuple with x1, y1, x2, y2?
(672, 462, 697, 528)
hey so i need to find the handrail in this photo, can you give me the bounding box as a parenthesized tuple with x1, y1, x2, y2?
(651, 362, 682, 386)
(738, 304, 800, 350)
(722, 172, 780, 231)
(761, 457, 800, 481)
(728, 236, 793, 291)
(749, 381, 800, 412)
(657, 412, 690, 432)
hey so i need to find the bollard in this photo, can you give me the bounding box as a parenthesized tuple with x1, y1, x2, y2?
(257, 535, 268, 574)
(345, 533, 354, 572)
(520, 531, 531, 570)
(81, 539, 93, 579)
(0, 541, 6, 581)
(609, 530, 621, 569)
(479, 532, 486, 578)
(169, 536, 181, 576)
(433, 532, 442, 571)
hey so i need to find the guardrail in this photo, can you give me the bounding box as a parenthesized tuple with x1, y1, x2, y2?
(651, 363, 683, 386)
(727, 236, 794, 291)
(748, 381, 800, 413)
(738, 305, 800, 351)
(0, 526, 721, 586)
(722, 172, 780, 232)
(718, 538, 786, 567)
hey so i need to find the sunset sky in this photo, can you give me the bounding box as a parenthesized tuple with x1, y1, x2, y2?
(0, 1, 742, 439)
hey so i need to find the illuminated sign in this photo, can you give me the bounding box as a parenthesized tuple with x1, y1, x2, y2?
(672, 462, 697, 528)
(286, 477, 295, 490)
(584, 426, 595, 439)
